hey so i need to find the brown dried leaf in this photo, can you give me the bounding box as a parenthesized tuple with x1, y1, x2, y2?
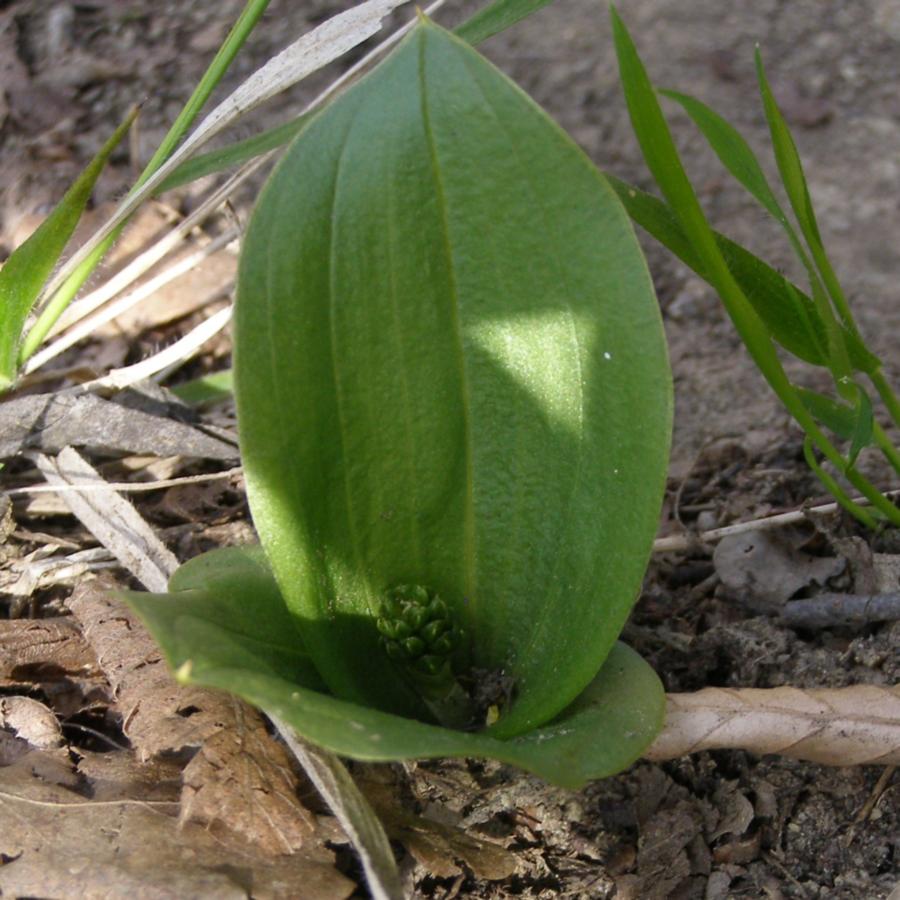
(0, 696, 63, 749)
(0, 617, 100, 684)
(0, 757, 354, 900)
(713, 530, 843, 612)
(180, 709, 318, 855)
(645, 684, 900, 765)
(75, 748, 183, 803)
(634, 802, 700, 900)
(709, 781, 755, 841)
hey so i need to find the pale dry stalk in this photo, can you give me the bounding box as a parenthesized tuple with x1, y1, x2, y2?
(645, 684, 900, 766)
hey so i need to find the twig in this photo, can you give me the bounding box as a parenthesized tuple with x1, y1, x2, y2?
(81, 305, 232, 392)
(653, 488, 900, 553)
(26, 229, 238, 374)
(782, 592, 900, 629)
(6, 467, 242, 496)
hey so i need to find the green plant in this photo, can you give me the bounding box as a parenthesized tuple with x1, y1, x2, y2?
(125, 17, 672, 788)
(610, 7, 900, 529)
(0, 0, 277, 391)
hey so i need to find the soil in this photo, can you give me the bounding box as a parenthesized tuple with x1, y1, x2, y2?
(1, 0, 899, 897)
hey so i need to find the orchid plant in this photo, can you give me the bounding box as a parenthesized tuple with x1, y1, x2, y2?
(126, 16, 673, 788)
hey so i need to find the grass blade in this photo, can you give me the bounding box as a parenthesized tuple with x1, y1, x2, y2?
(612, 6, 900, 528)
(157, 117, 310, 193)
(754, 50, 865, 353)
(170, 369, 234, 406)
(455, 0, 556, 44)
(660, 88, 783, 221)
(0, 107, 137, 389)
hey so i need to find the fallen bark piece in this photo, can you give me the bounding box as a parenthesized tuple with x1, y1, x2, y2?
(0, 389, 238, 461)
(644, 685, 900, 765)
(782, 592, 900, 629)
(68, 578, 324, 859)
(34, 447, 178, 592)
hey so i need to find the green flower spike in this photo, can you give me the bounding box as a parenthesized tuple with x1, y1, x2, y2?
(377, 585, 475, 729)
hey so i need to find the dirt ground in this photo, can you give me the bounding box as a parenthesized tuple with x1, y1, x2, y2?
(1, 0, 898, 897)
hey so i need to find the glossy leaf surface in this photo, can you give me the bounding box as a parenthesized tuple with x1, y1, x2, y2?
(125, 546, 665, 788)
(235, 19, 670, 739)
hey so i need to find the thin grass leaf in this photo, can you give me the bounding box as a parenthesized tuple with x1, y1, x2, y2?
(455, 0, 556, 44)
(754, 50, 824, 250)
(140, 0, 275, 185)
(660, 88, 784, 221)
(157, 117, 310, 194)
(0, 107, 137, 389)
(612, 7, 900, 529)
(754, 48, 861, 356)
(847, 385, 874, 467)
(797, 388, 859, 442)
(604, 176, 880, 374)
(802, 437, 878, 528)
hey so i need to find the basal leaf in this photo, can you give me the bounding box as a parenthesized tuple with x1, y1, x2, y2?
(126, 546, 325, 690)
(125, 553, 665, 788)
(236, 20, 671, 739)
(0, 108, 136, 389)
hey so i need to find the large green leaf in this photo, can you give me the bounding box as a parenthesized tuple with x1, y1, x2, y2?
(0, 109, 136, 389)
(124, 546, 665, 789)
(235, 19, 671, 739)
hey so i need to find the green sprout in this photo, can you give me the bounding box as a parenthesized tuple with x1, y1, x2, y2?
(610, 6, 900, 529)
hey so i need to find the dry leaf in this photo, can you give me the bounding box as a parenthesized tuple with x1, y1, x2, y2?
(0, 616, 100, 684)
(362, 777, 517, 881)
(645, 684, 900, 765)
(0, 758, 353, 900)
(0, 696, 63, 749)
(714, 529, 844, 612)
(180, 709, 317, 855)
(75, 748, 183, 803)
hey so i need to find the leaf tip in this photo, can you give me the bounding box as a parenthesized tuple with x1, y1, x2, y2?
(175, 660, 194, 683)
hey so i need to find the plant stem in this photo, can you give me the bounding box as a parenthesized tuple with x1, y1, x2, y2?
(802, 439, 879, 529)
(873, 421, 900, 478)
(870, 368, 900, 431)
